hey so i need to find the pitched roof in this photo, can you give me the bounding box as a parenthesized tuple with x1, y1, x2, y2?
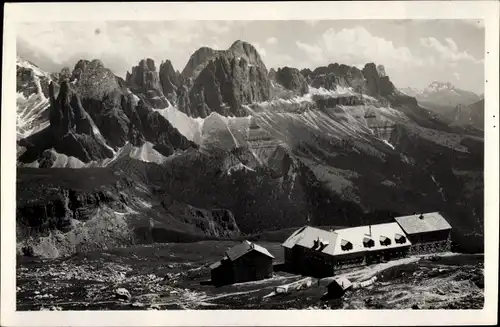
(225, 240, 274, 261)
(330, 276, 352, 291)
(331, 222, 411, 256)
(394, 212, 452, 235)
(282, 226, 339, 256)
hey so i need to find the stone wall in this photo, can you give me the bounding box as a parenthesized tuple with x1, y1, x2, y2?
(335, 255, 366, 270)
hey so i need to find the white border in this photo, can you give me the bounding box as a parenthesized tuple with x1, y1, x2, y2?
(2, 1, 499, 326)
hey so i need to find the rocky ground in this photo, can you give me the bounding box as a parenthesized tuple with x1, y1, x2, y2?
(16, 241, 484, 310)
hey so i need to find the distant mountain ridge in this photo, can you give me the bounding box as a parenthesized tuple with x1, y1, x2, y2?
(398, 81, 483, 130)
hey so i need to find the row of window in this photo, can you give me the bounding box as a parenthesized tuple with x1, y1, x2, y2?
(340, 234, 407, 251)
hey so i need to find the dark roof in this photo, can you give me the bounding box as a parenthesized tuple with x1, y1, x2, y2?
(329, 276, 352, 291)
(225, 240, 274, 261)
(394, 212, 452, 235)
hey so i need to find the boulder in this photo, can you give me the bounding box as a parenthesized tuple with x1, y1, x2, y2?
(115, 288, 132, 301)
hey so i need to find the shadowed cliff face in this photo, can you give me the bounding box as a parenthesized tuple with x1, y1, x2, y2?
(159, 60, 183, 105)
(16, 167, 241, 258)
(273, 67, 309, 95)
(178, 41, 271, 118)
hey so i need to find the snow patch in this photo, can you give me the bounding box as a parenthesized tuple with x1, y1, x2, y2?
(87, 115, 116, 154)
(226, 163, 255, 175)
(25, 142, 169, 168)
(255, 85, 358, 109)
(153, 106, 204, 143)
(129, 142, 168, 164)
(16, 57, 50, 78)
(382, 140, 395, 150)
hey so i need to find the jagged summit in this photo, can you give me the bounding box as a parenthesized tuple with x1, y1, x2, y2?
(159, 59, 183, 104)
(126, 58, 168, 108)
(425, 81, 456, 93)
(229, 39, 246, 48)
(175, 40, 271, 117)
(181, 40, 267, 81)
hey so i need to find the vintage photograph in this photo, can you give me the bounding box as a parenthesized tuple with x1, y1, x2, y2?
(13, 18, 486, 312)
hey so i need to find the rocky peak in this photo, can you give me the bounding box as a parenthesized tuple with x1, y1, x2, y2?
(74, 59, 91, 72)
(362, 63, 395, 96)
(88, 59, 105, 70)
(16, 56, 52, 98)
(377, 64, 387, 77)
(177, 40, 271, 118)
(159, 59, 183, 104)
(425, 81, 455, 93)
(181, 40, 268, 81)
(303, 63, 364, 92)
(228, 40, 266, 68)
(181, 53, 271, 118)
(300, 68, 313, 78)
(68, 58, 123, 101)
(48, 81, 91, 138)
(127, 58, 160, 90)
(181, 46, 219, 79)
(274, 67, 308, 95)
(126, 58, 168, 108)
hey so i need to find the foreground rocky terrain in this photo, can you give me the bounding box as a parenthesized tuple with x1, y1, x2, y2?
(16, 242, 484, 310)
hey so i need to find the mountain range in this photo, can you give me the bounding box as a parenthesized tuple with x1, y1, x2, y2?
(16, 40, 484, 258)
(399, 82, 484, 130)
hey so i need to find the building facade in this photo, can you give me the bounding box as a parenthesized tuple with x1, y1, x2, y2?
(282, 226, 339, 277)
(394, 212, 452, 255)
(210, 240, 274, 286)
(282, 223, 412, 276)
(282, 213, 453, 277)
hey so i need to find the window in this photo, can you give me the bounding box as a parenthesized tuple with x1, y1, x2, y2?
(341, 239, 353, 251)
(363, 236, 375, 248)
(395, 233, 406, 244)
(380, 235, 391, 246)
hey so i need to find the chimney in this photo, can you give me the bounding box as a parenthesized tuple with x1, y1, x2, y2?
(369, 225, 372, 236)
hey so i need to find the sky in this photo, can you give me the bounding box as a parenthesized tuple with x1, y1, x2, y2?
(16, 20, 485, 94)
